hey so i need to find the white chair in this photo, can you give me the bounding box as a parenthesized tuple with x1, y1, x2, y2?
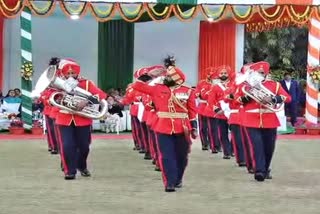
(105, 114, 121, 135)
(126, 110, 132, 131)
(120, 111, 127, 131)
(92, 119, 102, 131)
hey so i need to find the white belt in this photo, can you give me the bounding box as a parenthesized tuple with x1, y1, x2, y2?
(246, 109, 273, 113)
(59, 110, 71, 114)
(230, 109, 239, 113)
(133, 102, 140, 105)
(157, 112, 188, 119)
(198, 99, 207, 103)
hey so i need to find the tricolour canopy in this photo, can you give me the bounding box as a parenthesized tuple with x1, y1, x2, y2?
(1, 0, 320, 31)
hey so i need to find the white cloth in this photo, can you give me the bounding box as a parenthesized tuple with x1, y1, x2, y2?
(137, 102, 144, 122)
(1, 101, 20, 114)
(285, 80, 291, 91)
(105, 114, 121, 134)
(219, 100, 231, 119)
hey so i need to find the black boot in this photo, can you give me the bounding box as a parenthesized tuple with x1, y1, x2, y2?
(144, 152, 152, 160)
(254, 172, 265, 182)
(51, 150, 58, 155)
(154, 166, 161, 171)
(165, 186, 176, 192)
(175, 181, 183, 188)
(202, 145, 208, 151)
(64, 174, 76, 180)
(238, 162, 246, 167)
(79, 169, 91, 177)
(211, 149, 218, 154)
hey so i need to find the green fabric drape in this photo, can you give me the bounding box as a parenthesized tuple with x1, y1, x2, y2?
(97, 4, 194, 92)
(98, 20, 134, 92)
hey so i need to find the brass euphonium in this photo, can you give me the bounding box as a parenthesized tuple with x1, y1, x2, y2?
(31, 65, 108, 119)
(238, 70, 283, 112)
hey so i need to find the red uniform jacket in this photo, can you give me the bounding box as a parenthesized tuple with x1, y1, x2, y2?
(132, 82, 197, 135)
(39, 88, 55, 116)
(236, 80, 291, 128)
(223, 84, 242, 125)
(194, 80, 212, 116)
(148, 109, 158, 130)
(200, 85, 216, 118)
(121, 86, 141, 117)
(141, 94, 150, 123)
(144, 96, 154, 126)
(145, 98, 158, 130)
(206, 81, 232, 120)
(55, 79, 107, 126)
(49, 106, 60, 120)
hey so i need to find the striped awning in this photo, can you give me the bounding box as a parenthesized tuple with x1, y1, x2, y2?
(72, 0, 320, 5)
(1, 0, 319, 31)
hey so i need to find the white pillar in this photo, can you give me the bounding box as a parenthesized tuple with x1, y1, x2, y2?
(235, 24, 244, 73)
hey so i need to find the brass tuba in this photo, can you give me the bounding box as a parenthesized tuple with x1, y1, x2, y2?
(32, 65, 108, 119)
(239, 70, 283, 112)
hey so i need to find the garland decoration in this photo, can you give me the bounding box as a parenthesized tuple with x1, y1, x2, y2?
(308, 65, 320, 84)
(21, 61, 33, 81)
(0, 1, 319, 30)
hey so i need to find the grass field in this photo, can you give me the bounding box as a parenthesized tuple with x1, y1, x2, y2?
(0, 139, 319, 214)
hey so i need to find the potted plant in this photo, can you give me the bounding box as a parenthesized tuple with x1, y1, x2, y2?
(31, 120, 43, 135)
(8, 116, 24, 135)
(305, 123, 320, 135)
(293, 118, 306, 135)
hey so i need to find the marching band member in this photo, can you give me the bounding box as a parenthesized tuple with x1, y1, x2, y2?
(144, 96, 156, 163)
(236, 61, 291, 182)
(39, 57, 61, 154)
(147, 100, 161, 171)
(194, 70, 214, 151)
(131, 57, 198, 192)
(237, 64, 255, 173)
(121, 84, 141, 151)
(224, 70, 246, 167)
(202, 72, 221, 153)
(144, 65, 166, 171)
(207, 65, 233, 158)
(55, 59, 107, 180)
(140, 93, 152, 160)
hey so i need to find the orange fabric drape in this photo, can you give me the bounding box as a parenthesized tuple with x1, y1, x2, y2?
(198, 20, 236, 81)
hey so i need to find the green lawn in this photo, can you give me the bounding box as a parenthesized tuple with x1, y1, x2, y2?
(0, 139, 319, 214)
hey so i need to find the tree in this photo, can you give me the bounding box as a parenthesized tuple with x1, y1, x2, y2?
(244, 27, 308, 81)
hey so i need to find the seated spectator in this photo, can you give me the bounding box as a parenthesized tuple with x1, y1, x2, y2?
(104, 96, 123, 133)
(14, 88, 21, 98)
(4, 90, 21, 103)
(2, 89, 22, 115)
(107, 96, 123, 117)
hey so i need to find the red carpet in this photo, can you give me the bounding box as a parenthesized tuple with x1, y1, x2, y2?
(0, 133, 319, 140)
